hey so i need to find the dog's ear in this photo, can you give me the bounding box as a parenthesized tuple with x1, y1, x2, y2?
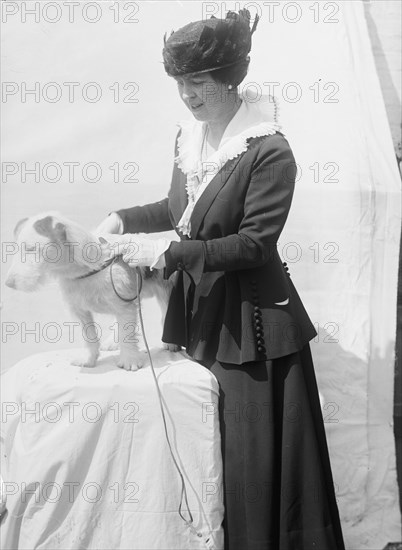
(33, 216, 54, 238)
(54, 222, 67, 242)
(33, 216, 66, 242)
(13, 217, 28, 238)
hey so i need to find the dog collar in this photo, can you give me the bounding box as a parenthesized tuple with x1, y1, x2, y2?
(74, 257, 115, 280)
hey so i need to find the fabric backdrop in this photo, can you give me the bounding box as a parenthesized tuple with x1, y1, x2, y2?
(1, 1, 401, 548)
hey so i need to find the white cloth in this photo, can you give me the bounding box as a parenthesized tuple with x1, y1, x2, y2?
(0, 349, 224, 550)
(175, 92, 281, 237)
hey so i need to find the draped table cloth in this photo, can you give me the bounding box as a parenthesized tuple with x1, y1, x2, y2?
(0, 349, 224, 550)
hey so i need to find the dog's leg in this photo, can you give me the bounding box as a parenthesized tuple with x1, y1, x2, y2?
(100, 331, 119, 352)
(70, 309, 100, 368)
(115, 309, 146, 371)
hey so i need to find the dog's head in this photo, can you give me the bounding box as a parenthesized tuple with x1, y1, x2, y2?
(5, 213, 98, 291)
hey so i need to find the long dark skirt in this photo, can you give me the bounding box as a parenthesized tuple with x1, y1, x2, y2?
(205, 344, 345, 550)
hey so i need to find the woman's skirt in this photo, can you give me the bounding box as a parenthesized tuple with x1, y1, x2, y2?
(205, 343, 345, 550)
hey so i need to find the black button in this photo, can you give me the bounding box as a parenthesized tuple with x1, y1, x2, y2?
(254, 306, 261, 312)
(282, 262, 287, 267)
(256, 330, 263, 338)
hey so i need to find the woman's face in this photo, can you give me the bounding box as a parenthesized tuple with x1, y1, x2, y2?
(174, 72, 231, 122)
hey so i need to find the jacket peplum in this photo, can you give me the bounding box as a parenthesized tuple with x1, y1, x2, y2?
(117, 130, 317, 365)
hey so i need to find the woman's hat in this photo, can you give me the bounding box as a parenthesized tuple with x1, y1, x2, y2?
(162, 9, 259, 77)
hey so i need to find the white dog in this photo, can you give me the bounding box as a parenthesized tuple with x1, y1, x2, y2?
(5, 212, 176, 370)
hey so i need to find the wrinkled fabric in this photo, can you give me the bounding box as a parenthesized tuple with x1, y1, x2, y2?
(0, 349, 224, 550)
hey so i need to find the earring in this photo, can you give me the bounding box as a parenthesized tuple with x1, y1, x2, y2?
(228, 84, 233, 90)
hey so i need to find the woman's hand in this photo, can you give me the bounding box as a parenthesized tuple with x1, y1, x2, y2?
(94, 212, 124, 236)
(100, 234, 170, 269)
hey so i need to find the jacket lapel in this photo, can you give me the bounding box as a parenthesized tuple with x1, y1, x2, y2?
(190, 154, 243, 238)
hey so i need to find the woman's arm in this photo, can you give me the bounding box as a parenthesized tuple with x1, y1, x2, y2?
(164, 134, 297, 284)
(116, 198, 172, 234)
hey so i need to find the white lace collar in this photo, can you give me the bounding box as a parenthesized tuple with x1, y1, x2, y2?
(175, 92, 281, 176)
(174, 92, 281, 237)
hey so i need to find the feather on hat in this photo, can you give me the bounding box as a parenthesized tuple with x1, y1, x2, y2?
(162, 9, 259, 77)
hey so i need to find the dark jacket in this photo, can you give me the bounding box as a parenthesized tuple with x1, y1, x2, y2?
(117, 131, 317, 365)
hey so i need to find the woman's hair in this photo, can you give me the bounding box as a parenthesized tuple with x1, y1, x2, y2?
(210, 58, 250, 88)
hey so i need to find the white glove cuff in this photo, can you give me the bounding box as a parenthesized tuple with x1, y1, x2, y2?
(150, 239, 170, 269)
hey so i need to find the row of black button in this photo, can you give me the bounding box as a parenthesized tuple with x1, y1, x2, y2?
(250, 279, 266, 355)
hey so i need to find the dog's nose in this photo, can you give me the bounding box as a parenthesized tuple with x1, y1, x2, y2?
(5, 274, 16, 288)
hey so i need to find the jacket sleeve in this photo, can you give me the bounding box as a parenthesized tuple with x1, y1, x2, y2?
(117, 198, 171, 234)
(164, 134, 297, 284)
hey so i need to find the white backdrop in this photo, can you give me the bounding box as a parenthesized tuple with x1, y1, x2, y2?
(1, 1, 401, 548)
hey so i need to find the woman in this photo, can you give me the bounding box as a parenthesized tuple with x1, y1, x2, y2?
(97, 10, 345, 550)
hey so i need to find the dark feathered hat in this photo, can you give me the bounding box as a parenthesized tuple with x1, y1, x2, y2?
(162, 9, 259, 77)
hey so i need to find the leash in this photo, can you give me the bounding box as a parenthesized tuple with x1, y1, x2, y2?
(76, 253, 215, 546)
(134, 269, 215, 548)
(110, 257, 142, 302)
(135, 269, 193, 523)
(75, 256, 142, 303)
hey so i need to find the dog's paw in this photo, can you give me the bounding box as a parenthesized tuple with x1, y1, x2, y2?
(71, 355, 98, 368)
(117, 351, 146, 371)
(163, 342, 181, 352)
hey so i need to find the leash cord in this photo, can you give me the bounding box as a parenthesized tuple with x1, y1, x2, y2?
(110, 257, 142, 302)
(134, 269, 196, 531)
